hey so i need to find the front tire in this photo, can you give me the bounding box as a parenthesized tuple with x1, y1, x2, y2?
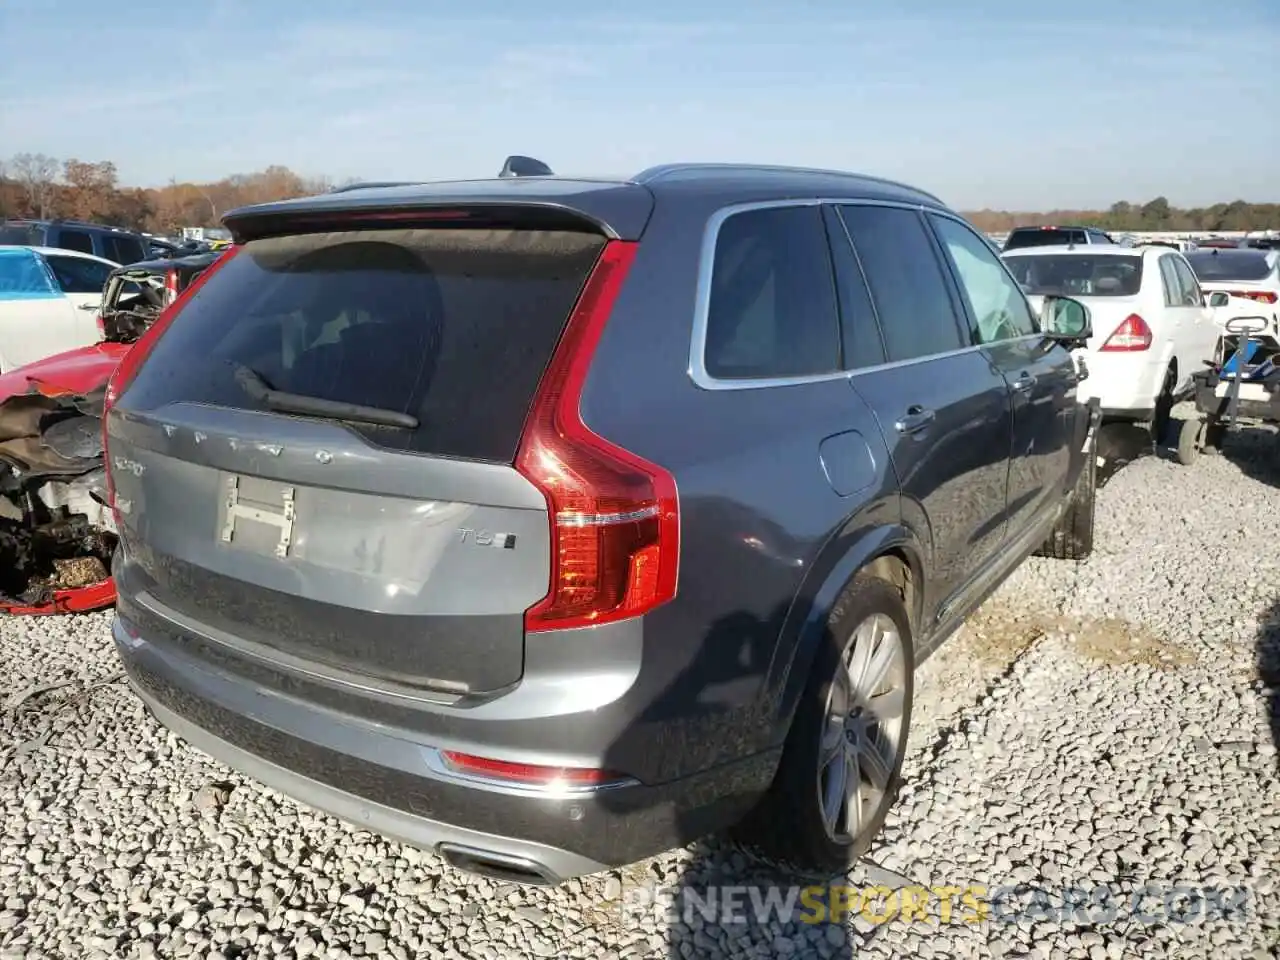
(732, 575, 914, 874)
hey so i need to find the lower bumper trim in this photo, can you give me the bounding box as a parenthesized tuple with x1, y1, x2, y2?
(127, 678, 609, 883)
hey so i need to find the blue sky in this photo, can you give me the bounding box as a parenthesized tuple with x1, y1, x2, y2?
(2, 0, 1277, 210)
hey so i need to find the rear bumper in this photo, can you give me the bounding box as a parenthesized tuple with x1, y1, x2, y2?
(1076, 351, 1165, 420)
(113, 613, 778, 881)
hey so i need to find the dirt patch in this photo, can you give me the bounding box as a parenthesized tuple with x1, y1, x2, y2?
(959, 600, 1058, 667)
(1065, 616, 1196, 668)
(956, 601, 1194, 670)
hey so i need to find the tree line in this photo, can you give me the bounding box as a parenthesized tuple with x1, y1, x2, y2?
(1, 152, 1275, 237)
(0, 153, 348, 236)
(964, 197, 1278, 234)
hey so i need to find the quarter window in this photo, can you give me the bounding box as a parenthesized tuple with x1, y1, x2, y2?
(704, 205, 841, 380)
(930, 214, 1038, 344)
(837, 205, 965, 362)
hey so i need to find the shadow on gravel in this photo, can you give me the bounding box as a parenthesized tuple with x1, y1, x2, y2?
(1213, 424, 1280, 490)
(1096, 420, 1156, 488)
(1257, 599, 1280, 771)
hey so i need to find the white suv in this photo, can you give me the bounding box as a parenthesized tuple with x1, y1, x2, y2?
(1002, 244, 1220, 433)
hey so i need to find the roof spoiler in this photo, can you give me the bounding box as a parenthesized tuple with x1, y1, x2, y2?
(499, 155, 554, 178)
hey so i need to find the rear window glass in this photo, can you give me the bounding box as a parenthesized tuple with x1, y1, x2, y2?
(1002, 254, 1143, 297)
(118, 227, 605, 463)
(1185, 251, 1274, 282)
(1003, 229, 1088, 251)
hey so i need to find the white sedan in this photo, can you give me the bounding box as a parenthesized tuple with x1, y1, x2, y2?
(0, 246, 119, 372)
(1002, 243, 1221, 436)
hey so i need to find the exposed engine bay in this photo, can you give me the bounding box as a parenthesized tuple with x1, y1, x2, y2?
(0, 387, 116, 610)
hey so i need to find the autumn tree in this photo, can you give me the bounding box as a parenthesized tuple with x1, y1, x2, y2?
(8, 152, 59, 219)
(62, 159, 120, 222)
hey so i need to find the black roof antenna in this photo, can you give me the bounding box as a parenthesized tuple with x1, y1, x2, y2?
(499, 155, 554, 178)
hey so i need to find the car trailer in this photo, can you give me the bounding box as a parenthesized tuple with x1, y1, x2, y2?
(1178, 315, 1278, 465)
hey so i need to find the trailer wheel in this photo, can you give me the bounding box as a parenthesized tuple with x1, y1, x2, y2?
(1176, 417, 1203, 466)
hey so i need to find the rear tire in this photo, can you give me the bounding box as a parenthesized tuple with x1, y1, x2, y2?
(731, 575, 914, 875)
(1036, 429, 1096, 560)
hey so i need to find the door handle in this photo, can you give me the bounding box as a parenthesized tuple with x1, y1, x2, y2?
(1012, 372, 1037, 392)
(894, 406, 935, 435)
(78, 302, 100, 311)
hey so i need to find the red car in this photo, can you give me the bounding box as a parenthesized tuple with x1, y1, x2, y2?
(0, 250, 223, 614)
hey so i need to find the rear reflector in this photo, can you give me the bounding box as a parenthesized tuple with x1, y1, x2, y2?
(1100, 314, 1153, 352)
(515, 240, 680, 632)
(440, 751, 626, 787)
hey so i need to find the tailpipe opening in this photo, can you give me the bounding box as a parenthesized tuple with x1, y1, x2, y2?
(437, 843, 561, 886)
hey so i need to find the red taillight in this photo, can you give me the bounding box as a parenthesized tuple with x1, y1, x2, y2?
(439, 751, 626, 787)
(514, 240, 679, 633)
(1099, 314, 1153, 352)
(102, 246, 241, 515)
(163, 267, 179, 306)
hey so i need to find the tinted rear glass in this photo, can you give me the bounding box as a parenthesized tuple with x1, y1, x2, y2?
(1003, 254, 1144, 297)
(1185, 251, 1274, 282)
(119, 228, 606, 462)
(1003, 229, 1088, 250)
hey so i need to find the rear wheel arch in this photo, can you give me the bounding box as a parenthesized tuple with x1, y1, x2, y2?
(767, 525, 927, 741)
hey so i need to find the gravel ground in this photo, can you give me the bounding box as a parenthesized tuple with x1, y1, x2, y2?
(2, 412, 1279, 959)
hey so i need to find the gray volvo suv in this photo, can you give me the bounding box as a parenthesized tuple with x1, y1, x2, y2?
(105, 161, 1100, 885)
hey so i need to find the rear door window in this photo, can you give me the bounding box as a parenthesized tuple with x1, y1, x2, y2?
(703, 205, 841, 380)
(54, 229, 95, 255)
(836, 205, 966, 362)
(44, 254, 112, 294)
(118, 227, 607, 463)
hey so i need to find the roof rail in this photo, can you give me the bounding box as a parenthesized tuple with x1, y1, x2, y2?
(631, 162, 945, 204)
(327, 180, 424, 194)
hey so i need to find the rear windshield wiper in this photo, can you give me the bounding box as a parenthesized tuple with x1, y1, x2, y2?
(229, 363, 419, 430)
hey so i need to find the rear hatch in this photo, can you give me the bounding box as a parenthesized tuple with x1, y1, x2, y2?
(106, 217, 615, 697)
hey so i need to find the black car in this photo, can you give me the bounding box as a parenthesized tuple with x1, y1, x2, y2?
(1002, 225, 1116, 251)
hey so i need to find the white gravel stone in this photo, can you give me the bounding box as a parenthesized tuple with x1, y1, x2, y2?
(2, 418, 1278, 958)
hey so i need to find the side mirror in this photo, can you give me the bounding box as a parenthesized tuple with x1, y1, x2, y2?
(1041, 294, 1092, 348)
(1224, 315, 1268, 335)
(1207, 291, 1230, 308)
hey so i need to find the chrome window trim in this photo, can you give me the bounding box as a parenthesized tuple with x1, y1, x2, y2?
(688, 198, 1043, 392)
